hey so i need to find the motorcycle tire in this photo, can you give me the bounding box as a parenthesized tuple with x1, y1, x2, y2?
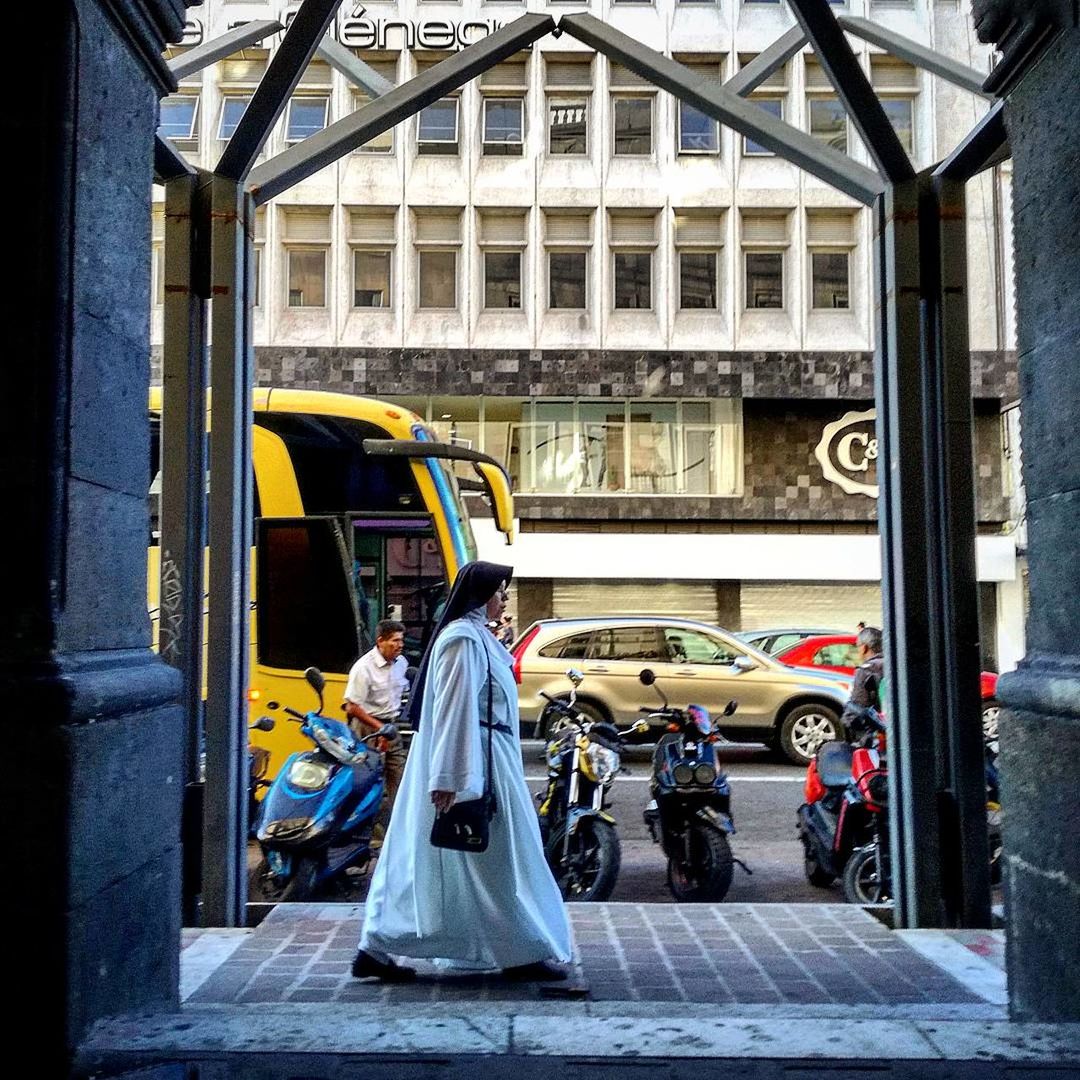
(666, 824, 734, 903)
(842, 844, 892, 905)
(804, 848, 836, 887)
(548, 817, 621, 902)
(280, 856, 320, 902)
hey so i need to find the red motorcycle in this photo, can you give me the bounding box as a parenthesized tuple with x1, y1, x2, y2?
(796, 706, 890, 900)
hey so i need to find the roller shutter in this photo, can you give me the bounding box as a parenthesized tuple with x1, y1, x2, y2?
(552, 580, 719, 624)
(740, 582, 882, 633)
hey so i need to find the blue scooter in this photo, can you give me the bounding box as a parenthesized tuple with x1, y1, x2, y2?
(250, 667, 393, 902)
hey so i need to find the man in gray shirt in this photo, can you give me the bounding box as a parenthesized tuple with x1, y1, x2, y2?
(343, 619, 408, 834)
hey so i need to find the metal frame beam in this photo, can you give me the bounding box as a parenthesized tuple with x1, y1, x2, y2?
(724, 25, 808, 97)
(558, 13, 883, 206)
(168, 20, 284, 81)
(155, 133, 196, 183)
(316, 37, 394, 97)
(249, 13, 556, 205)
(217, 0, 343, 182)
(838, 16, 993, 98)
(787, 0, 915, 183)
(933, 100, 1010, 181)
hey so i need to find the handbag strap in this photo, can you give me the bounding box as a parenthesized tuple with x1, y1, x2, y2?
(481, 644, 494, 809)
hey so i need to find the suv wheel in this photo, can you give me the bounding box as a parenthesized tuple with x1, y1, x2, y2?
(778, 704, 842, 766)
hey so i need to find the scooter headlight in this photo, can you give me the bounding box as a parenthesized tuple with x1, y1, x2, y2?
(584, 742, 620, 784)
(693, 762, 716, 785)
(289, 759, 331, 790)
(672, 762, 695, 785)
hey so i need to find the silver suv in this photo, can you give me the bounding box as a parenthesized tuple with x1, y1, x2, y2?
(513, 617, 853, 765)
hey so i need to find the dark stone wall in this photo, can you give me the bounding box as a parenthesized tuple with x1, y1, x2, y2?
(5, 2, 191, 1070)
(152, 345, 1018, 402)
(983, 19, 1080, 1023)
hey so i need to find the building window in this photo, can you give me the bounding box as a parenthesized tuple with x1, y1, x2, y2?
(252, 208, 265, 308)
(351, 57, 397, 153)
(483, 99, 525, 155)
(675, 210, 725, 311)
(159, 93, 200, 144)
(282, 209, 331, 308)
(807, 210, 856, 310)
(217, 96, 249, 142)
(742, 211, 788, 309)
(253, 246, 262, 307)
(545, 55, 592, 155)
(545, 211, 591, 310)
(417, 98, 459, 155)
(415, 211, 461, 309)
(808, 97, 847, 153)
(613, 98, 653, 156)
(871, 56, 917, 155)
(739, 52, 787, 156)
(677, 60, 722, 154)
(549, 252, 587, 309)
(610, 212, 657, 311)
(479, 211, 527, 311)
(350, 209, 396, 308)
(151, 207, 165, 306)
(286, 96, 329, 143)
(549, 100, 587, 154)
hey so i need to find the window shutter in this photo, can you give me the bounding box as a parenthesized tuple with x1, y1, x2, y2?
(254, 208, 266, 243)
(871, 57, 918, 91)
(283, 210, 331, 242)
(679, 59, 722, 82)
(806, 212, 856, 246)
(220, 51, 268, 85)
(609, 213, 657, 245)
(805, 59, 831, 91)
(545, 56, 593, 87)
(349, 210, 396, 244)
(610, 62, 651, 89)
(481, 60, 527, 88)
(741, 213, 788, 245)
(480, 213, 527, 245)
(296, 59, 332, 87)
(675, 212, 725, 247)
(545, 213, 591, 244)
(415, 212, 462, 244)
(740, 54, 787, 90)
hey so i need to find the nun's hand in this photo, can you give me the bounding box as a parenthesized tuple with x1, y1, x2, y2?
(431, 790, 455, 814)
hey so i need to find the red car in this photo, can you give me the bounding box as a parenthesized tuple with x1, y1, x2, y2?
(775, 634, 1000, 738)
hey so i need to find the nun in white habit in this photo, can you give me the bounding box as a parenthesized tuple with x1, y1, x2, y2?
(352, 561, 573, 981)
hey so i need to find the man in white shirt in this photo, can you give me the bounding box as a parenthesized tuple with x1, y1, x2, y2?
(343, 619, 409, 829)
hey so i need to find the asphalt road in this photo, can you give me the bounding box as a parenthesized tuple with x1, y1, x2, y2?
(519, 737, 843, 904)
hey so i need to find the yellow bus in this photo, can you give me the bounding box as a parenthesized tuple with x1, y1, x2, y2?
(148, 387, 514, 780)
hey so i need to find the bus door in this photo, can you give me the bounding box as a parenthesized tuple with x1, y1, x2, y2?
(348, 514, 447, 667)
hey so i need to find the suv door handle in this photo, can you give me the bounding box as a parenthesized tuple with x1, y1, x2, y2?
(586, 665, 610, 673)
(675, 668, 696, 676)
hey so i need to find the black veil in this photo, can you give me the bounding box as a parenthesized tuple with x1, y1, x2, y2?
(407, 560, 513, 728)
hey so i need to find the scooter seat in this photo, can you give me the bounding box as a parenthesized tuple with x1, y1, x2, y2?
(816, 740, 854, 788)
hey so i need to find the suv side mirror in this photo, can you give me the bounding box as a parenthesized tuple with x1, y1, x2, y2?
(731, 655, 756, 674)
(639, 669, 656, 686)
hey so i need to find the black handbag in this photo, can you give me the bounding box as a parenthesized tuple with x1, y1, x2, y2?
(430, 649, 497, 853)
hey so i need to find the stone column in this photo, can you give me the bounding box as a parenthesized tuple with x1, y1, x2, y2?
(973, 5, 1080, 1022)
(3, 2, 193, 1069)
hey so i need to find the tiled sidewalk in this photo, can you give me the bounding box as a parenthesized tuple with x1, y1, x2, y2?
(185, 903, 983, 1008)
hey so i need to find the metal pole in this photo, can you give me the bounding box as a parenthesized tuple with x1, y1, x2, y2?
(202, 176, 254, 926)
(160, 172, 211, 925)
(876, 179, 946, 927)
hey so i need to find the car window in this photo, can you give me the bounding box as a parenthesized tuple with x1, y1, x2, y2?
(663, 628, 737, 665)
(769, 633, 804, 655)
(590, 627, 663, 661)
(813, 644, 859, 666)
(538, 631, 592, 660)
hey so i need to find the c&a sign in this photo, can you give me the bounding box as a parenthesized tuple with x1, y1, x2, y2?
(814, 409, 879, 499)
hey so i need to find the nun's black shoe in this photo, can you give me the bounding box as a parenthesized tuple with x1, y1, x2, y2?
(351, 949, 416, 982)
(501, 960, 568, 982)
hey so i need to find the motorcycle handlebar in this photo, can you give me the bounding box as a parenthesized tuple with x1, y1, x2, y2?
(284, 706, 307, 722)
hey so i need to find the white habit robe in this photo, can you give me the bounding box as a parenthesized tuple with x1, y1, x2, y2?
(360, 607, 572, 969)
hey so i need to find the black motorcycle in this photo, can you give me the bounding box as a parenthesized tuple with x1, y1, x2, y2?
(638, 669, 747, 902)
(535, 669, 648, 901)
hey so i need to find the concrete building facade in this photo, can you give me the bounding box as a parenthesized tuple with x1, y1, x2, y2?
(154, 0, 1023, 667)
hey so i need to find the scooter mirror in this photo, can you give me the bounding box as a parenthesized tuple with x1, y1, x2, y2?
(304, 667, 326, 694)
(723, 699, 738, 717)
(639, 669, 656, 686)
(251, 715, 276, 732)
(566, 668, 584, 687)
(379, 723, 398, 743)
(632, 719, 651, 734)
